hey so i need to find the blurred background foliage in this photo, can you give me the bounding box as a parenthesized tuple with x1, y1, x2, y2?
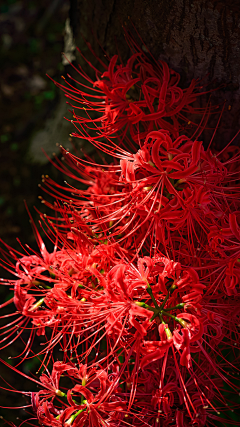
(0, 0, 70, 249)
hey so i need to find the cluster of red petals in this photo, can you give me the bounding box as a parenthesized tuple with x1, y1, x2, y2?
(57, 37, 218, 144)
(1, 37, 240, 427)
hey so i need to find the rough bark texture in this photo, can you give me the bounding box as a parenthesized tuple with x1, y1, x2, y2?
(68, 0, 240, 147)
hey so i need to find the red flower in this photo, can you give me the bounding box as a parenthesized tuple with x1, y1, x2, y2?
(1, 33, 240, 427)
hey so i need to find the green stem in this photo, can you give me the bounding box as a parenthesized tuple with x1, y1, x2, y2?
(162, 311, 188, 328)
(31, 280, 51, 289)
(159, 313, 164, 323)
(159, 290, 170, 311)
(150, 311, 160, 322)
(159, 283, 177, 311)
(146, 284, 159, 309)
(29, 298, 44, 312)
(135, 301, 155, 312)
(163, 303, 185, 311)
(55, 389, 79, 406)
(65, 404, 87, 425)
(169, 284, 177, 293)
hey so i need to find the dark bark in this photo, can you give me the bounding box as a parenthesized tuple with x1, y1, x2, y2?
(69, 0, 240, 146)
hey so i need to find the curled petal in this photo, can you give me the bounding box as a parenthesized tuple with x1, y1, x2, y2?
(72, 385, 94, 403)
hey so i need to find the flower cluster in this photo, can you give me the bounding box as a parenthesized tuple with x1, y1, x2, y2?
(1, 39, 240, 427)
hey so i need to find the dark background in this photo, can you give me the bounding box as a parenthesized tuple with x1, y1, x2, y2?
(0, 0, 71, 250)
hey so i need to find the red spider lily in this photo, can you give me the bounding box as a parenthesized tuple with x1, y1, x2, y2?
(29, 362, 127, 427)
(1, 34, 240, 427)
(54, 34, 220, 150)
(38, 127, 240, 265)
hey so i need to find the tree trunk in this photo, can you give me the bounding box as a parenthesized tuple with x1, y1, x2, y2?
(68, 0, 240, 147)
